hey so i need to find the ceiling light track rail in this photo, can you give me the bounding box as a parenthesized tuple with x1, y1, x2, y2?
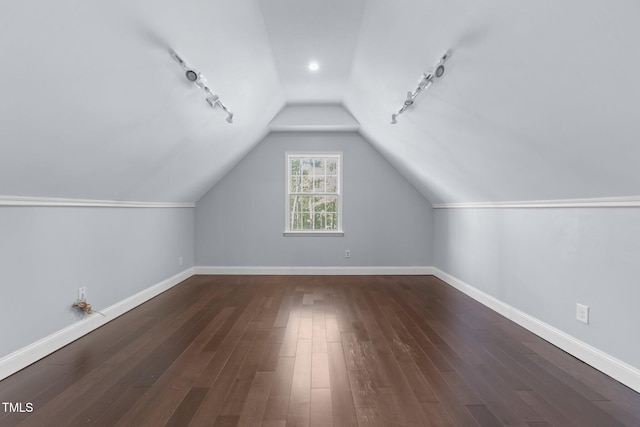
(171, 51, 234, 124)
(391, 49, 452, 124)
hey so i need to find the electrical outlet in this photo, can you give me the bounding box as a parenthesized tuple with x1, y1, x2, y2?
(345, 249, 351, 258)
(78, 287, 87, 302)
(576, 303, 589, 324)
(178, 256, 184, 266)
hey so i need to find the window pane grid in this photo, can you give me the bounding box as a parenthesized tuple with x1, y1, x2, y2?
(287, 154, 340, 232)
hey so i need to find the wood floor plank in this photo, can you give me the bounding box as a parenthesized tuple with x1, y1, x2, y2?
(259, 327, 286, 372)
(188, 321, 261, 425)
(23, 284, 225, 427)
(273, 294, 293, 328)
(516, 390, 579, 427)
(279, 292, 302, 357)
(427, 319, 484, 367)
(53, 335, 159, 426)
(456, 363, 545, 425)
(325, 315, 342, 343)
(312, 352, 331, 389)
(1, 281, 220, 426)
(420, 401, 458, 427)
(524, 340, 614, 400)
(106, 306, 236, 427)
(492, 343, 626, 427)
(328, 341, 358, 427)
(341, 332, 383, 384)
(310, 388, 333, 427)
(86, 385, 149, 427)
(220, 327, 271, 416)
(312, 302, 328, 354)
(164, 387, 210, 427)
(212, 415, 240, 426)
(262, 357, 295, 424)
(466, 404, 504, 427)
(287, 339, 312, 426)
(237, 371, 274, 427)
(354, 387, 401, 427)
(1, 275, 638, 427)
(352, 290, 430, 426)
(593, 400, 640, 427)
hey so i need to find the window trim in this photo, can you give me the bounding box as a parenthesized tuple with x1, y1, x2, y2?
(284, 151, 344, 237)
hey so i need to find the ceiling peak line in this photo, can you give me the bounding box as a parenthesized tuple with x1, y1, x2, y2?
(170, 51, 234, 124)
(391, 50, 452, 124)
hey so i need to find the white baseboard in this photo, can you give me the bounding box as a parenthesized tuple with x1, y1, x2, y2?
(195, 266, 435, 275)
(432, 268, 640, 394)
(0, 267, 195, 382)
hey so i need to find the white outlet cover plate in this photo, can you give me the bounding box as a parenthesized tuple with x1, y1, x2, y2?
(576, 303, 589, 324)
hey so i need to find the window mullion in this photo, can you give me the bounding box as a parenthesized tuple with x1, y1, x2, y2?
(286, 153, 341, 233)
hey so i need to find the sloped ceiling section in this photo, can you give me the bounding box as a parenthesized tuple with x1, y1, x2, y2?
(2, 1, 640, 205)
(0, 1, 283, 203)
(345, 0, 640, 204)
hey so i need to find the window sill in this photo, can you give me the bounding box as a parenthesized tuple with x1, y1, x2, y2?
(283, 231, 344, 237)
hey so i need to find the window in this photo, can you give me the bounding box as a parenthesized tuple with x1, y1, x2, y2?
(285, 152, 343, 236)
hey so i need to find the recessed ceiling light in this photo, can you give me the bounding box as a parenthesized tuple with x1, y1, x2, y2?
(308, 61, 319, 72)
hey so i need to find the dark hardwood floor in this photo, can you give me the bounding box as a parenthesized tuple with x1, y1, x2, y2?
(1, 275, 639, 426)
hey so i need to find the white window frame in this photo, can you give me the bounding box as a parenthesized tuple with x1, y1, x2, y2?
(284, 152, 344, 237)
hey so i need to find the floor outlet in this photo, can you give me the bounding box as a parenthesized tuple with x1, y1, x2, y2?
(78, 287, 87, 302)
(576, 303, 589, 324)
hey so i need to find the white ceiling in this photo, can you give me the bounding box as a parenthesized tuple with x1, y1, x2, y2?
(259, 0, 367, 102)
(1, 0, 640, 204)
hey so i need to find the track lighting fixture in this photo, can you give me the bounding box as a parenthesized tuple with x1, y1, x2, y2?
(185, 69, 199, 82)
(170, 50, 234, 124)
(390, 49, 452, 124)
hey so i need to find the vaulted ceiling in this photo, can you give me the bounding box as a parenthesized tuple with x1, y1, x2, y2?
(1, 1, 639, 204)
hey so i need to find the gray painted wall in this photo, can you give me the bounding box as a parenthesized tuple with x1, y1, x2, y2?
(0, 206, 194, 358)
(433, 207, 640, 368)
(196, 131, 433, 267)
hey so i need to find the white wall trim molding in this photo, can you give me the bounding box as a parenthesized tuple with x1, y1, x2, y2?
(0, 267, 195, 381)
(0, 195, 195, 208)
(432, 196, 640, 209)
(432, 268, 640, 394)
(195, 266, 435, 276)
